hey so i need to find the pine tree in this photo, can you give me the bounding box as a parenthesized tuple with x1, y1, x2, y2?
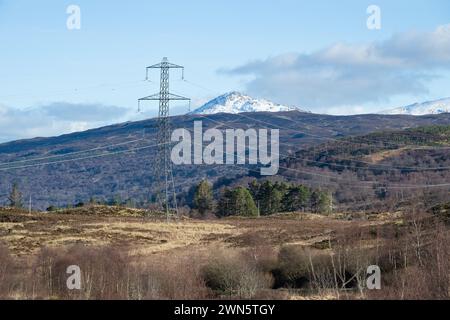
(217, 188, 233, 217)
(248, 180, 261, 202)
(311, 190, 331, 214)
(231, 187, 258, 217)
(194, 179, 213, 216)
(283, 185, 310, 212)
(217, 187, 258, 217)
(259, 181, 283, 215)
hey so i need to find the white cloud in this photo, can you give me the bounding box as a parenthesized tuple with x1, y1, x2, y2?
(0, 102, 129, 143)
(226, 24, 450, 113)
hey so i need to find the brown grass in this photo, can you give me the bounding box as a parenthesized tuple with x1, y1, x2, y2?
(0, 207, 449, 300)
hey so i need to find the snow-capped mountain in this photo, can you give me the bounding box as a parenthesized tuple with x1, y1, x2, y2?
(189, 92, 307, 115)
(381, 98, 450, 115)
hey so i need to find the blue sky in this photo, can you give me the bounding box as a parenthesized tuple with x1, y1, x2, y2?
(0, 0, 449, 141)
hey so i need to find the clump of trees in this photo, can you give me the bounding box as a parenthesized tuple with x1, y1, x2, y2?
(214, 180, 332, 218)
(249, 180, 331, 216)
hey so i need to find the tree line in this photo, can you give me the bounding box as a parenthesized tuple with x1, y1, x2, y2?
(193, 180, 332, 217)
(3, 180, 332, 218)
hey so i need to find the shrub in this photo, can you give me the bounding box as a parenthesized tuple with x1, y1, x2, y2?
(201, 250, 271, 298)
(272, 246, 310, 289)
(34, 245, 129, 299)
(142, 254, 209, 300)
(31, 245, 211, 300)
(272, 246, 337, 290)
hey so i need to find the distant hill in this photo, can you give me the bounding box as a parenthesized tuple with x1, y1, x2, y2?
(189, 92, 307, 115)
(1, 111, 450, 210)
(381, 98, 450, 115)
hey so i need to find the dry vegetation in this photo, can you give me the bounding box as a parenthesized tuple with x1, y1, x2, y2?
(0, 206, 449, 300)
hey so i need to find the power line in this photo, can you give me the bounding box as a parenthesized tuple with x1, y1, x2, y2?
(0, 138, 146, 167)
(183, 79, 218, 94)
(236, 111, 450, 151)
(190, 137, 450, 190)
(195, 113, 450, 172)
(0, 141, 171, 172)
(4, 110, 443, 175)
(0, 79, 152, 100)
(0, 120, 448, 192)
(188, 114, 450, 189)
(2, 128, 446, 191)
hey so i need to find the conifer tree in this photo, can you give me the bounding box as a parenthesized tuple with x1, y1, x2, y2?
(194, 179, 213, 216)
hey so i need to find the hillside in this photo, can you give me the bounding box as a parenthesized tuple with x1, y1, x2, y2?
(274, 126, 450, 212)
(1, 112, 450, 210)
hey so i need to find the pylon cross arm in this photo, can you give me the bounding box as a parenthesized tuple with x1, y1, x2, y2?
(146, 63, 184, 69)
(138, 93, 190, 101)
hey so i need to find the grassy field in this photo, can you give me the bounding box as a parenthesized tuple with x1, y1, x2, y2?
(0, 206, 382, 257)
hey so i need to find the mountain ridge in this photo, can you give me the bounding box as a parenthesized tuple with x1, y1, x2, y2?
(192, 93, 450, 116)
(189, 91, 308, 115)
(381, 97, 450, 115)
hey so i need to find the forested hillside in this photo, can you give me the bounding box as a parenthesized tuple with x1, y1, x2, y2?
(1, 111, 450, 211)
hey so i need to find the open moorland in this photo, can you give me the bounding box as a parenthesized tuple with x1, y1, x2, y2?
(1, 206, 448, 300)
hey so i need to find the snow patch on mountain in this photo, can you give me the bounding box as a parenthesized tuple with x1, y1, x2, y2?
(189, 92, 307, 115)
(381, 98, 450, 115)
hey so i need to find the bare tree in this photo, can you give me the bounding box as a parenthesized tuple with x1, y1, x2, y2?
(8, 182, 22, 209)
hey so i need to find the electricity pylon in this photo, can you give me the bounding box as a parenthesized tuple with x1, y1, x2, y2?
(138, 58, 190, 221)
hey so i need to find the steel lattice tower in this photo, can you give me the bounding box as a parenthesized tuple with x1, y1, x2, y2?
(138, 57, 190, 220)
